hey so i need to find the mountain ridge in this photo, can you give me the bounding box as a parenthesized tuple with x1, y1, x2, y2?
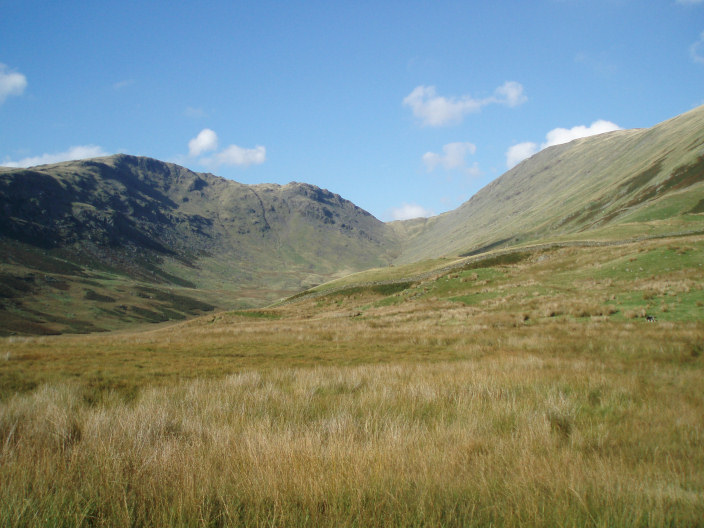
(1, 104, 703, 335)
(394, 104, 704, 262)
(0, 155, 402, 334)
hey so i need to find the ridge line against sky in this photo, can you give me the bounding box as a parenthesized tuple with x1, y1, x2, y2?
(1, 0, 703, 221)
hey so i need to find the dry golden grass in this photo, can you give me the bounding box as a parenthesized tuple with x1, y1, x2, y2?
(1, 352, 703, 527)
(1, 236, 703, 526)
(1, 314, 703, 526)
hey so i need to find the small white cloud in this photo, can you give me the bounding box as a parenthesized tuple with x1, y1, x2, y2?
(205, 144, 266, 167)
(2, 145, 109, 168)
(505, 119, 622, 168)
(491, 81, 527, 108)
(0, 63, 27, 104)
(404, 85, 482, 127)
(189, 129, 266, 169)
(422, 142, 478, 174)
(390, 203, 434, 221)
(542, 119, 621, 148)
(188, 129, 219, 157)
(403, 81, 526, 127)
(691, 31, 704, 64)
(506, 142, 539, 169)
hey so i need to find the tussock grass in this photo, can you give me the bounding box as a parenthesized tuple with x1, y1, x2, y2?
(2, 353, 703, 527)
(1, 235, 703, 525)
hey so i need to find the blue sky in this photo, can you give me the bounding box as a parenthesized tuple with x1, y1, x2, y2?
(1, 0, 703, 221)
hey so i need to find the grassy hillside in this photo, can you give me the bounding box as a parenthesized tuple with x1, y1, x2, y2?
(0, 155, 401, 335)
(397, 104, 704, 263)
(1, 105, 703, 336)
(1, 233, 702, 526)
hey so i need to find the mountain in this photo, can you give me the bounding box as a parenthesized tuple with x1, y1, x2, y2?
(0, 155, 401, 334)
(1, 104, 703, 335)
(396, 104, 704, 262)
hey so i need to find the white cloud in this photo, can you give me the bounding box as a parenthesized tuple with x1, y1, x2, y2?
(492, 81, 527, 108)
(2, 145, 109, 168)
(542, 120, 621, 148)
(691, 31, 704, 64)
(404, 86, 482, 127)
(189, 129, 266, 169)
(205, 144, 266, 167)
(422, 142, 478, 174)
(403, 81, 526, 127)
(0, 63, 27, 104)
(505, 142, 539, 169)
(505, 119, 621, 168)
(188, 129, 219, 156)
(390, 203, 434, 221)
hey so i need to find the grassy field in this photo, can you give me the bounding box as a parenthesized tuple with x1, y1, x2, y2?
(1, 235, 703, 526)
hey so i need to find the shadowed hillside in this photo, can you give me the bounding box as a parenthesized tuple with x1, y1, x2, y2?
(0, 155, 401, 334)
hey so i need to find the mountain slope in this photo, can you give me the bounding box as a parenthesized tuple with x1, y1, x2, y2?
(0, 155, 401, 334)
(1, 105, 703, 335)
(396, 104, 704, 263)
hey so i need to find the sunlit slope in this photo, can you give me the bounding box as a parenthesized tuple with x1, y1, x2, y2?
(397, 104, 704, 263)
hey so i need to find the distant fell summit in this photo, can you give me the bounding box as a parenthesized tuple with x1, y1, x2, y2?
(395, 104, 704, 262)
(0, 154, 401, 334)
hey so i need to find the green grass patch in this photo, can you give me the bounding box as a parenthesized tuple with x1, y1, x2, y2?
(449, 290, 506, 306)
(372, 295, 405, 308)
(594, 243, 704, 281)
(418, 269, 506, 300)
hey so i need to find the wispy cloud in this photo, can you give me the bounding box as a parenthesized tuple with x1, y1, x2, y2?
(184, 106, 207, 118)
(207, 145, 266, 168)
(505, 120, 621, 168)
(188, 129, 219, 156)
(2, 145, 109, 168)
(691, 31, 704, 64)
(389, 203, 434, 221)
(422, 142, 479, 176)
(403, 81, 526, 127)
(0, 63, 27, 104)
(113, 79, 135, 90)
(493, 81, 527, 107)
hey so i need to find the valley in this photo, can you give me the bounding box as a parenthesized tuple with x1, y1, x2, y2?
(1, 105, 704, 335)
(1, 234, 702, 526)
(0, 104, 703, 526)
